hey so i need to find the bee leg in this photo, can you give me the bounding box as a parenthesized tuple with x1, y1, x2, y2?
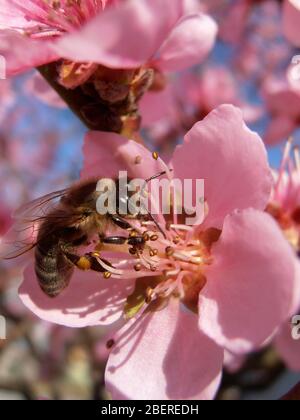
(101, 236, 128, 245)
(127, 236, 146, 248)
(109, 214, 132, 230)
(100, 235, 146, 249)
(64, 251, 113, 273)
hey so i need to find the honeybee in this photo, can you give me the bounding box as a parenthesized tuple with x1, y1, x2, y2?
(1, 175, 166, 298)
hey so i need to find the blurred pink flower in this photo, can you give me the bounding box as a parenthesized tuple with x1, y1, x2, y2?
(218, 0, 251, 44)
(0, 78, 15, 122)
(0, 0, 217, 76)
(283, 0, 300, 46)
(25, 73, 66, 109)
(6, 133, 58, 176)
(183, 67, 263, 122)
(266, 141, 300, 372)
(262, 76, 300, 145)
(17, 105, 299, 399)
(267, 141, 300, 256)
(207, 0, 282, 46)
(140, 66, 262, 147)
(226, 1, 293, 82)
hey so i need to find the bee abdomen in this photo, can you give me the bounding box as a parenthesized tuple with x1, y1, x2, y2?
(35, 242, 74, 298)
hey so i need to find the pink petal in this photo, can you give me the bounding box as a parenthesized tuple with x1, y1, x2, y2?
(19, 262, 134, 328)
(0, 0, 34, 29)
(240, 104, 264, 123)
(106, 298, 223, 400)
(183, 0, 204, 13)
(172, 105, 272, 229)
(54, 0, 183, 68)
(290, 262, 300, 316)
(155, 13, 217, 72)
(263, 83, 300, 119)
(264, 115, 297, 146)
(0, 30, 58, 76)
(140, 86, 178, 127)
(283, 0, 300, 47)
(82, 131, 166, 180)
(198, 66, 237, 110)
(198, 209, 299, 354)
(275, 319, 300, 371)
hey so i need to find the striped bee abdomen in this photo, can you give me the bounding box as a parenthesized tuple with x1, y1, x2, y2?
(35, 239, 74, 298)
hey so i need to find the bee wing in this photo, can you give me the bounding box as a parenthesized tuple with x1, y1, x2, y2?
(0, 219, 39, 260)
(13, 188, 68, 220)
(0, 188, 69, 260)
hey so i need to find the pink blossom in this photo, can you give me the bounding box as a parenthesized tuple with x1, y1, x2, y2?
(17, 105, 300, 399)
(5, 133, 59, 176)
(183, 67, 263, 123)
(0, 0, 217, 76)
(225, 1, 293, 83)
(262, 76, 300, 145)
(266, 140, 300, 372)
(207, 0, 282, 47)
(283, 0, 300, 46)
(140, 67, 262, 148)
(267, 140, 300, 260)
(218, 0, 251, 44)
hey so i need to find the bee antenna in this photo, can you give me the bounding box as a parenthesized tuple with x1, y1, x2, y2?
(145, 169, 173, 184)
(140, 169, 173, 239)
(145, 209, 167, 239)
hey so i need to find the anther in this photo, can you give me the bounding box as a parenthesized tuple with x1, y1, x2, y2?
(166, 246, 175, 257)
(152, 151, 159, 160)
(134, 263, 142, 272)
(149, 249, 155, 257)
(103, 272, 112, 279)
(150, 265, 157, 272)
(142, 232, 150, 242)
(149, 249, 158, 257)
(173, 236, 180, 245)
(150, 234, 159, 241)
